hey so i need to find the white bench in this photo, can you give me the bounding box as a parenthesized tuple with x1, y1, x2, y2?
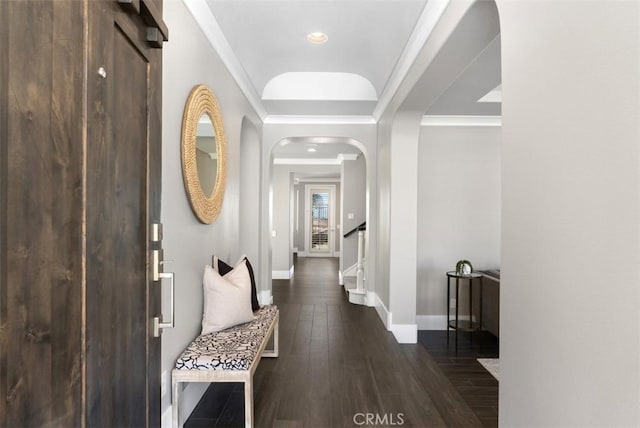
(172, 305, 279, 428)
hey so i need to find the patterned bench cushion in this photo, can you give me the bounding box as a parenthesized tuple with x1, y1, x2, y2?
(175, 305, 278, 371)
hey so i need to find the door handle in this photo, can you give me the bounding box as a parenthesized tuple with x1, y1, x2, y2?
(153, 271, 175, 337)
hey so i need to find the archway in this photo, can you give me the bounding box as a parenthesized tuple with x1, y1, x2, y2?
(266, 136, 374, 305)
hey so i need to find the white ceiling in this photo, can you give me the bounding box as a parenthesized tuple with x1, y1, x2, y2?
(187, 0, 501, 169)
(206, 0, 427, 116)
(425, 34, 501, 116)
(193, 0, 501, 118)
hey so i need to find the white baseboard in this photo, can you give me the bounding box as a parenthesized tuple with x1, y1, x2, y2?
(390, 323, 418, 344)
(338, 270, 344, 286)
(357, 291, 418, 343)
(369, 292, 417, 343)
(272, 265, 294, 280)
(417, 315, 476, 330)
(272, 270, 290, 279)
(365, 291, 376, 307)
(372, 293, 391, 329)
(259, 290, 273, 306)
(297, 251, 307, 257)
(416, 315, 448, 330)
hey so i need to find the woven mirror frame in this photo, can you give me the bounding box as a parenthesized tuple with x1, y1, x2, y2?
(181, 84, 227, 224)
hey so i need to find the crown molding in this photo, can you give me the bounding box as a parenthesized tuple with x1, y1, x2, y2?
(278, 136, 364, 146)
(183, 0, 267, 120)
(421, 115, 502, 127)
(296, 177, 341, 183)
(373, 0, 451, 120)
(264, 115, 376, 125)
(273, 158, 342, 166)
(274, 153, 358, 166)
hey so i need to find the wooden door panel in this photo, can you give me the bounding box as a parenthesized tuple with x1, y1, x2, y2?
(0, 1, 85, 426)
(86, 2, 159, 426)
(1, 0, 163, 425)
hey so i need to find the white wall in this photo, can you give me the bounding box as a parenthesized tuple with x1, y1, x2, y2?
(417, 125, 501, 331)
(498, 0, 640, 425)
(341, 155, 367, 272)
(161, 1, 261, 425)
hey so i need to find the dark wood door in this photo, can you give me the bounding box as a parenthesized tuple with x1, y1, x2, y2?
(86, 1, 164, 427)
(0, 1, 86, 426)
(1, 1, 166, 426)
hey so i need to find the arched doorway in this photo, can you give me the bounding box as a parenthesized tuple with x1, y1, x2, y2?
(267, 136, 372, 304)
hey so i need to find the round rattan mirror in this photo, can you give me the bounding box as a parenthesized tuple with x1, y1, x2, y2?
(181, 84, 227, 224)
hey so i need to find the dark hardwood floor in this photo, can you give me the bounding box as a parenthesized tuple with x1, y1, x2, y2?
(418, 331, 499, 428)
(186, 257, 498, 427)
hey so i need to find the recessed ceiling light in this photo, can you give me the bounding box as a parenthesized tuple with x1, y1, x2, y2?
(307, 32, 328, 44)
(307, 148, 317, 153)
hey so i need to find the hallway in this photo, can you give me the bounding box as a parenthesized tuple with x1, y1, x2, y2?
(186, 257, 495, 427)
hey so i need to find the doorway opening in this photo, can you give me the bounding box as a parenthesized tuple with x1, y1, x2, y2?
(268, 136, 368, 291)
(307, 185, 336, 255)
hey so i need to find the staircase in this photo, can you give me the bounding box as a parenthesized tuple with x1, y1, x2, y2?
(342, 222, 368, 306)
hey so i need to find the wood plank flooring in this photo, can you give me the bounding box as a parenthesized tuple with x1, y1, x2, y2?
(417, 331, 499, 428)
(186, 257, 497, 427)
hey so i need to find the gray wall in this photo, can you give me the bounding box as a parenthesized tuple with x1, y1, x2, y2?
(239, 117, 262, 274)
(417, 125, 501, 334)
(375, 117, 392, 314)
(378, 112, 423, 336)
(498, 0, 640, 425)
(270, 166, 293, 275)
(341, 155, 367, 272)
(271, 162, 344, 277)
(295, 184, 303, 250)
(161, 1, 261, 425)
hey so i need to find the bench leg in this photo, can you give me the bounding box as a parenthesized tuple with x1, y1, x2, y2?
(244, 377, 253, 428)
(262, 317, 279, 358)
(172, 379, 181, 428)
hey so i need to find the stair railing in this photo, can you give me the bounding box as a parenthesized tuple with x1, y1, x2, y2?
(344, 222, 366, 292)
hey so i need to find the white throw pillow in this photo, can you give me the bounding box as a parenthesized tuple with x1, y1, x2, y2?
(201, 260, 254, 335)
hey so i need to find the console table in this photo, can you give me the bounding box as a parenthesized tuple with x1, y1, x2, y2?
(446, 271, 484, 351)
